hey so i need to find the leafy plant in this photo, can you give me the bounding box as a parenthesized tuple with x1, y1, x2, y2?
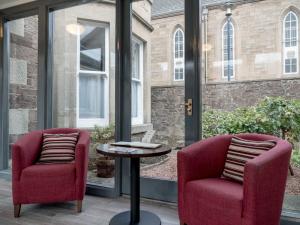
(202, 97, 300, 167)
(292, 149, 300, 167)
(91, 123, 115, 144)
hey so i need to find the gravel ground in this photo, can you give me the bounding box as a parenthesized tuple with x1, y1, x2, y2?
(286, 166, 300, 195)
(141, 150, 178, 180)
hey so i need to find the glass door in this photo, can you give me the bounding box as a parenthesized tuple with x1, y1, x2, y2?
(0, 15, 40, 173)
(122, 0, 200, 203)
(200, 0, 300, 222)
(50, 2, 119, 197)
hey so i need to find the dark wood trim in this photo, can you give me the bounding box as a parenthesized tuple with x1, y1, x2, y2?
(0, 16, 9, 170)
(115, 0, 132, 196)
(184, 0, 202, 146)
(37, 5, 49, 129)
(46, 11, 53, 128)
(115, 0, 132, 143)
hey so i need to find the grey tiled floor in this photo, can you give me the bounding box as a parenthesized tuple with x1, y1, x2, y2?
(0, 178, 179, 225)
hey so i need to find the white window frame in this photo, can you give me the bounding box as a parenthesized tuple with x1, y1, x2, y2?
(131, 37, 144, 125)
(283, 11, 299, 75)
(173, 28, 185, 81)
(222, 20, 235, 79)
(76, 20, 110, 128)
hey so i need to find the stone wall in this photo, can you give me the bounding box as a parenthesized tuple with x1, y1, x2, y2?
(151, 86, 185, 147)
(151, 77, 300, 146)
(9, 16, 38, 152)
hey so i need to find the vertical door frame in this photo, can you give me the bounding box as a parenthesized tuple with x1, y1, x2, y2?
(116, 0, 132, 197)
(122, 0, 202, 203)
(185, 0, 202, 146)
(0, 16, 9, 170)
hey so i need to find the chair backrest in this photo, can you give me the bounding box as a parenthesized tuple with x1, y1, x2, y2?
(42, 128, 81, 135)
(234, 133, 280, 142)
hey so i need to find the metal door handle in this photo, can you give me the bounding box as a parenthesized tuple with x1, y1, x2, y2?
(185, 99, 193, 116)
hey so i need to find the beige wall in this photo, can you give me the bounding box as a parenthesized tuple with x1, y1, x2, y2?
(151, 14, 184, 87)
(206, 0, 300, 82)
(150, 0, 300, 86)
(53, 2, 152, 128)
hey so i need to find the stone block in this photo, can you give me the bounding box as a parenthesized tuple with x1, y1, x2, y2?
(9, 109, 29, 135)
(10, 58, 27, 85)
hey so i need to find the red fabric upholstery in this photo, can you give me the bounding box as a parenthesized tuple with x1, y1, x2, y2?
(186, 178, 243, 225)
(178, 134, 292, 225)
(12, 128, 90, 205)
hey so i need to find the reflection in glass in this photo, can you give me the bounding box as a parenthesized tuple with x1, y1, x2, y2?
(79, 21, 106, 72)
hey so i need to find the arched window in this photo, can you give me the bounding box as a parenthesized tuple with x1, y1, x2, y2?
(222, 20, 234, 79)
(174, 28, 184, 81)
(283, 11, 298, 74)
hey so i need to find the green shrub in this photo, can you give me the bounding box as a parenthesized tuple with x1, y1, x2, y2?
(203, 97, 300, 139)
(203, 97, 300, 167)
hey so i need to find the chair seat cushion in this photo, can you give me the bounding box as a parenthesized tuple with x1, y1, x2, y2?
(20, 163, 76, 203)
(185, 178, 243, 225)
(38, 133, 79, 164)
(223, 136, 276, 182)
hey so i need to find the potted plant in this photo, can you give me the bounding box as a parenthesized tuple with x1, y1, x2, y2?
(91, 124, 115, 178)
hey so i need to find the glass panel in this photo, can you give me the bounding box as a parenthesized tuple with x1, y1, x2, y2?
(132, 81, 139, 118)
(8, 16, 39, 169)
(79, 73, 105, 119)
(79, 21, 106, 72)
(132, 40, 140, 79)
(52, 3, 116, 189)
(131, 0, 185, 181)
(201, 0, 300, 215)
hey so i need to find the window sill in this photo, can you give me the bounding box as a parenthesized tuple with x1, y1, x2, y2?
(132, 123, 153, 135)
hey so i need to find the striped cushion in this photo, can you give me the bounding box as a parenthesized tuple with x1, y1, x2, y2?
(38, 133, 79, 164)
(222, 136, 276, 183)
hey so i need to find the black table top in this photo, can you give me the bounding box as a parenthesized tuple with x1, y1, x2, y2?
(96, 144, 171, 158)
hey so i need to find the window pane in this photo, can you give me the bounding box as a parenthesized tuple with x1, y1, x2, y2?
(79, 74, 105, 119)
(52, 3, 116, 189)
(8, 16, 39, 169)
(202, 1, 300, 216)
(223, 21, 234, 77)
(132, 41, 140, 79)
(132, 81, 139, 118)
(79, 21, 106, 72)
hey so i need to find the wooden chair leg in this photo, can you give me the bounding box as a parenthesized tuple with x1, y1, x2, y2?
(77, 200, 82, 213)
(289, 164, 294, 176)
(14, 204, 21, 218)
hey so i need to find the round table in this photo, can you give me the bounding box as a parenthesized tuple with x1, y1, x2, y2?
(97, 144, 171, 225)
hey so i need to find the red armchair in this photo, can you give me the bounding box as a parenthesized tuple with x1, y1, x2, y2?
(12, 128, 90, 217)
(178, 134, 292, 225)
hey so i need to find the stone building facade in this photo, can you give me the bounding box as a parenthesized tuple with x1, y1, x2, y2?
(7, 1, 154, 160)
(8, 16, 38, 154)
(151, 0, 300, 85)
(52, 1, 153, 134)
(150, 0, 300, 146)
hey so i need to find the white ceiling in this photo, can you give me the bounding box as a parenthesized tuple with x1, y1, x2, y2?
(0, 0, 36, 10)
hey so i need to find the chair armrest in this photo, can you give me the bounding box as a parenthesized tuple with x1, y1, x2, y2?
(178, 135, 232, 183)
(243, 140, 292, 225)
(12, 130, 43, 181)
(75, 130, 90, 200)
(177, 135, 232, 222)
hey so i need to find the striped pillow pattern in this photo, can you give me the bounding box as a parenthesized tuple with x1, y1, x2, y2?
(223, 136, 276, 182)
(38, 133, 79, 164)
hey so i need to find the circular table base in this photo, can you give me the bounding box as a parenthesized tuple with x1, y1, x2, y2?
(109, 210, 161, 225)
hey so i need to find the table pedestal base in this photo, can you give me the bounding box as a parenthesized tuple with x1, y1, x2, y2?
(109, 210, 161, 225)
